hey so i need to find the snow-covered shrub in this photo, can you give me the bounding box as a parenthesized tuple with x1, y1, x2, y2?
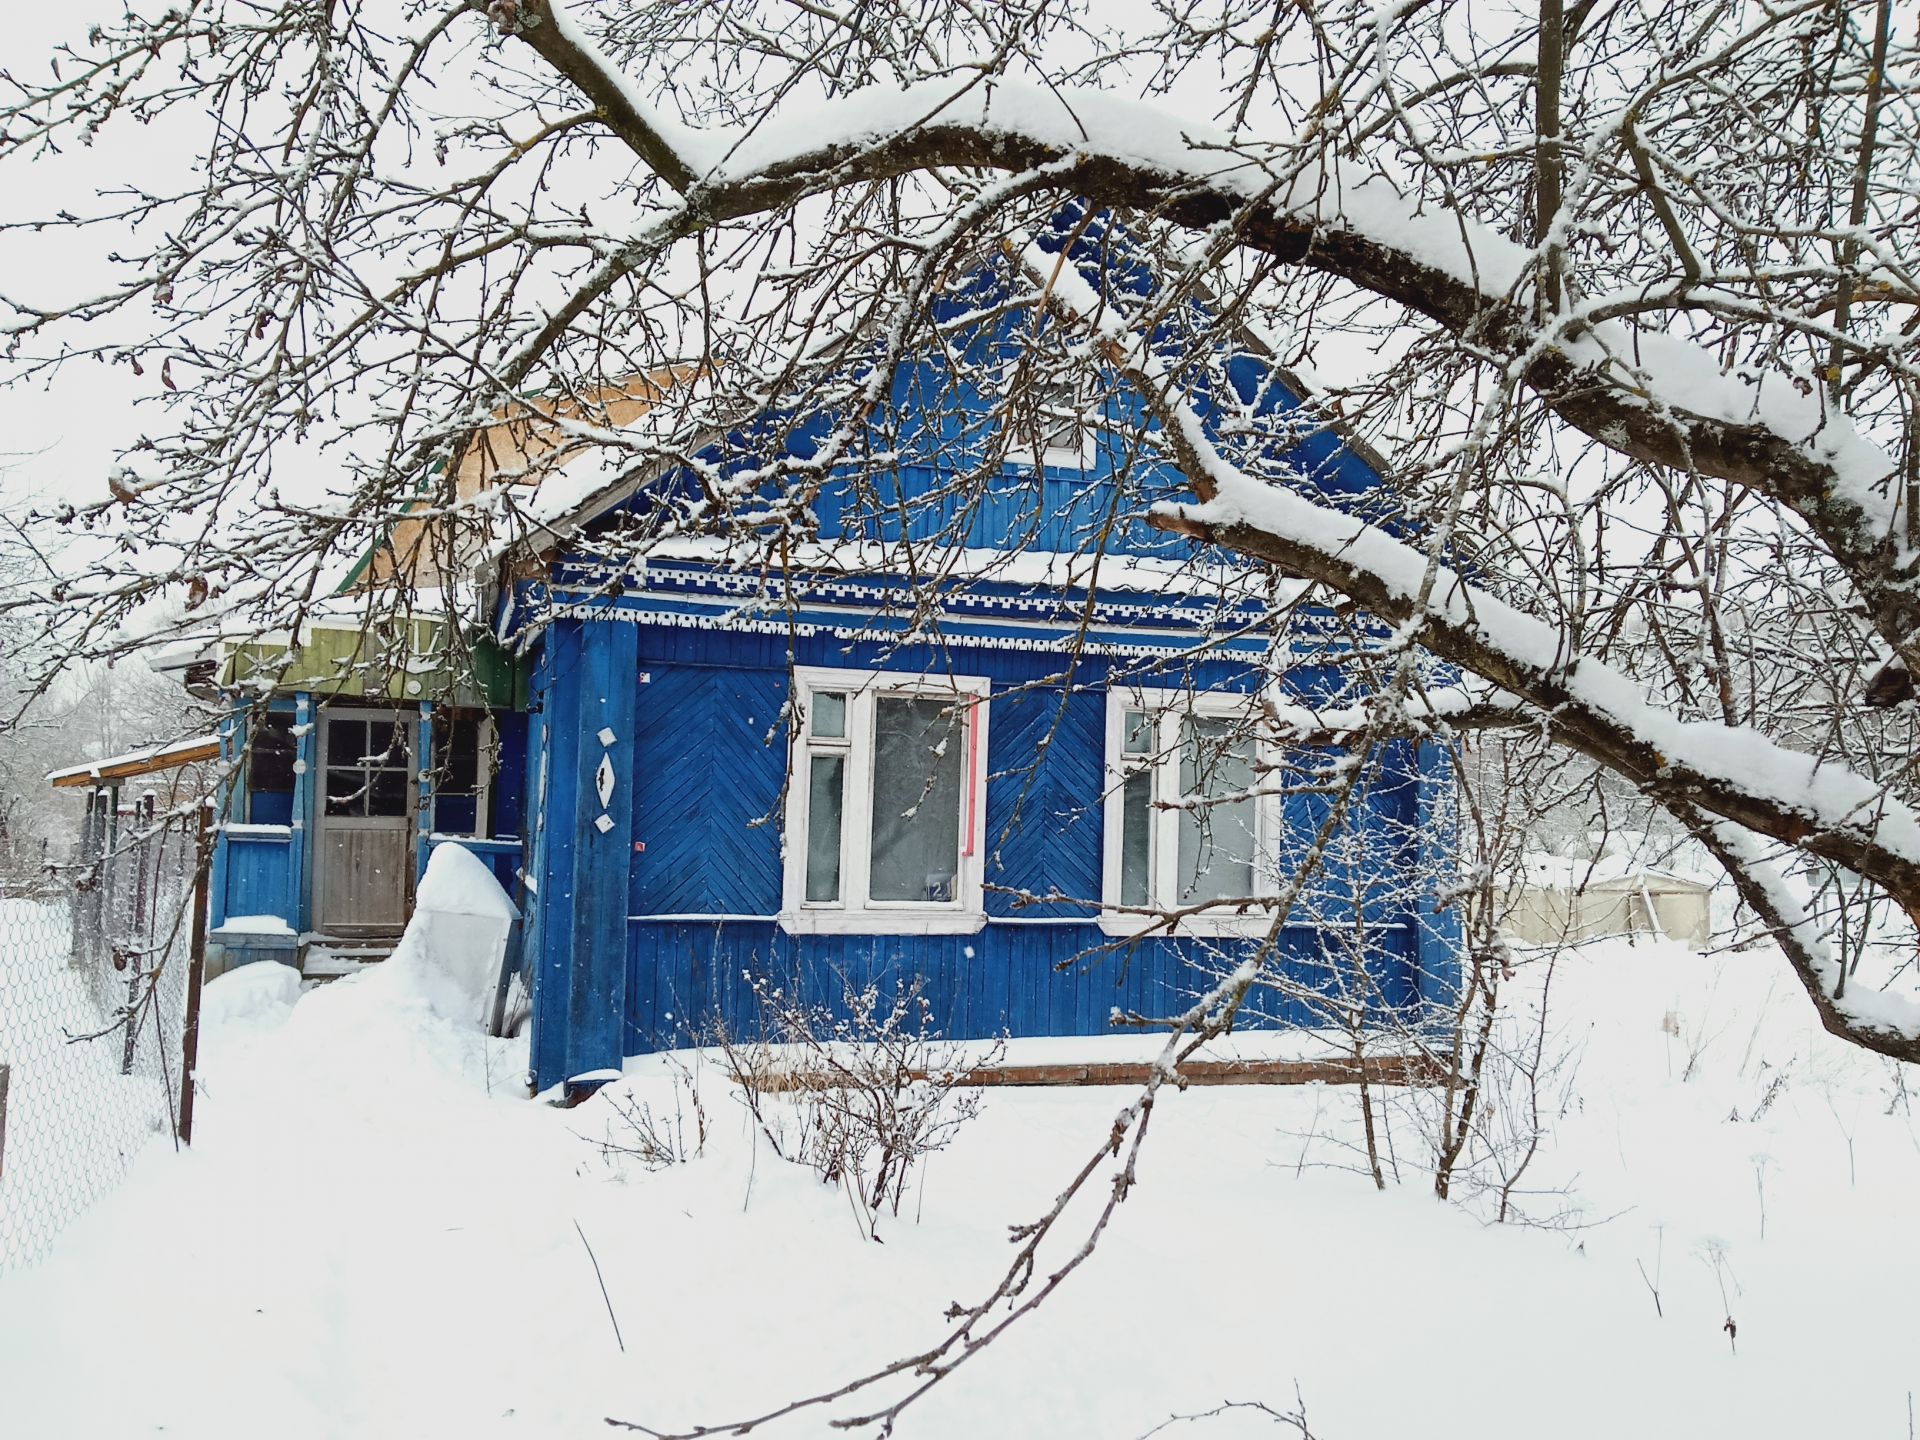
(714, 971, 1004, 1238)
(596, 1058, 709, 1171)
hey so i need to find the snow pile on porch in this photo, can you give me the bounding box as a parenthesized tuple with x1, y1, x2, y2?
(3, 936, 1919, 1438)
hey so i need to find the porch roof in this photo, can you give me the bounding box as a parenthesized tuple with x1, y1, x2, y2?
(47, 733, 221, 789)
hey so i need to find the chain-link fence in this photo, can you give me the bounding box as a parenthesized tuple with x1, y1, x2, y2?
(0, 792, 204, 1272)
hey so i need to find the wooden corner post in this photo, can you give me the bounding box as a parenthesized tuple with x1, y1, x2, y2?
(527, 616, 638, 1098)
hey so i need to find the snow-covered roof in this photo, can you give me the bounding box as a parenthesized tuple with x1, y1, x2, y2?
(1515, 850, 1717, 894)
(47, 733, 220, 789)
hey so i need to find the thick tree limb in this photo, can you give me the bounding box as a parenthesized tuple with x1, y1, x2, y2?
(494, 4, 1920, 1056)
(1677, 808, 1920, 1064)
(498, 5, 1918, 683)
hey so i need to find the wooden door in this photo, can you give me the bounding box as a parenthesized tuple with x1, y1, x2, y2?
(315, 709, 415, 936)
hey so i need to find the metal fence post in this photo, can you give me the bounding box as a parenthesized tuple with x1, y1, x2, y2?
(120, 794, 156, 1076)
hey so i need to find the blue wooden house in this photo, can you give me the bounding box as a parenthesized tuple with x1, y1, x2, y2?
(193, 216, 1462, 1095)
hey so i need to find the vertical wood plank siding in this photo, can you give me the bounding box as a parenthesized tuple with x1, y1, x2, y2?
(527, 619, 642, 1089)
(624, 922, 1414, 1054)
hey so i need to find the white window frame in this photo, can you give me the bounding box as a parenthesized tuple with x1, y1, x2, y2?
(1100, 686, 1278, 937)
(781, 666, 991, 935)
(1012, 374, 1095, 472)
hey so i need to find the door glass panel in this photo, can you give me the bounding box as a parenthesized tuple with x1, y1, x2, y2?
(804, 754, 845, 902)
(325, 767, 366, 816)
(322, 715, 413, 818)
(369, 769, 409, 818)
(869, 696, 964, 903)
(365, 720, 397, 762)
(326, 719, 365, 768)
(1178, 714, 1256, 904)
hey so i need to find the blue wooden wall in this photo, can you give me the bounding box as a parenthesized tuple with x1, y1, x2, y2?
(513, 214, 1461, 1088)
(510, 619, 1451, 1085)
(625, 922, 1420, 1055)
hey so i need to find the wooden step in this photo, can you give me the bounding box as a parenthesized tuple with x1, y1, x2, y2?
(300, 937, 398, 978)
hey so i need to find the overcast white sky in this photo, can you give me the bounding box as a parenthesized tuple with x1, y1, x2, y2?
(1, 2, 197, 527)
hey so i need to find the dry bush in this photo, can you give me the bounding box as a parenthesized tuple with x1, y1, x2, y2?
(715, 970, 1005, 1239)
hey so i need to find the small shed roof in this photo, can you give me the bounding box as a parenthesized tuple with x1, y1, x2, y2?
(47, 734, 220, 789)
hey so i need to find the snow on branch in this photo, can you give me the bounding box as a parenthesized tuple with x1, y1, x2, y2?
(1008, 224, 1920, 1052)
(495, 17, 1920, 684)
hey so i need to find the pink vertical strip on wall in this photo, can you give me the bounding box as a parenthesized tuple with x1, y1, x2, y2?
(962, 700, 980, 857)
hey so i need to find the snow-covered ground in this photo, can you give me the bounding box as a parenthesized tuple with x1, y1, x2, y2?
(3, 929, 1918, 1439)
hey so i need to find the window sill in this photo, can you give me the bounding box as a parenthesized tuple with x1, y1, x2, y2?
(1004, 449, 1091, 474)
(1095, 911, 1280, 939)
(778, 909, 988, 937)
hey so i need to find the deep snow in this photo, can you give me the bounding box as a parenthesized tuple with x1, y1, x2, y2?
(3, 933, 1918, 1439)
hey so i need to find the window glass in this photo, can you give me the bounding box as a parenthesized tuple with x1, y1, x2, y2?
(811, 692, 847, 740)
(245, 711, 298, 824)
(326, 719, 366, 768)
(1122, 708, 1154, 757)
(325, 766, 368, 816)
(804, 754, 845, 902)
(1177, 714, 1256, 904)
(369, 769, 409, 818)
(1120, 767, 1152, 907)
(364, 720, 398, 763)
(1032, 377, 1086, 454)
(322, 715, 411, 819)
(868, 696, 964, 903)
(441, 716, 480, 794)
(430, 711, 487, 835)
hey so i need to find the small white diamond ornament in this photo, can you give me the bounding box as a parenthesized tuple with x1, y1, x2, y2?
(594, 814, 614, 834)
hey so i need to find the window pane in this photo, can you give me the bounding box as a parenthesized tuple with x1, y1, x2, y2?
(365, 720, 397, 763)
(805, 753, 845, 902)
(1120, 767, 1152, 907)
(869, 696, 964, 903)
(324, 767, 366, 817)
(1035, 378, 1085, 453)
(810, 692, 847, 740)
(1178, 715, 1256, 904)
(1122, 709, 1154, 757)
(369, 769, 409, 817)
(248, 712, 297, 796)
(434, 712, 481, 794)
(325, 719, 365, 769)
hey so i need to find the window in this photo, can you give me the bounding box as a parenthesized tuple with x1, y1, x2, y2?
(783, 668, 990, 934)
(1017, 374, 1094, 468)
(429, 709, 497, 836)
(1103, 688, 1273, 934)
(244, 710, 297, 825)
